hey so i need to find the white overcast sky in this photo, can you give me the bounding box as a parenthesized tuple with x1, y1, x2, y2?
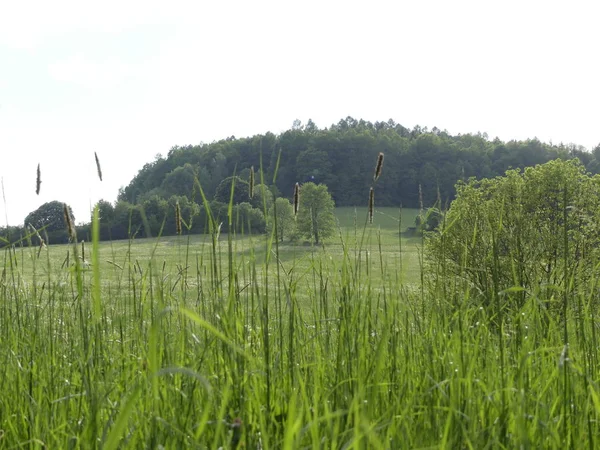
(0, 0, 598, 226)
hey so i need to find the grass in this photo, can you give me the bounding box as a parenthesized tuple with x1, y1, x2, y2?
(1, 203, 599, 449)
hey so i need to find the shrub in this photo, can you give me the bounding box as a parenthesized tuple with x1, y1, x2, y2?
(415, 207, 443, 233)
(426, 159, 600, 312)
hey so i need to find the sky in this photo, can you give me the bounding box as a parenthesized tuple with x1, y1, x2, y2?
(0, 0, 598, 226)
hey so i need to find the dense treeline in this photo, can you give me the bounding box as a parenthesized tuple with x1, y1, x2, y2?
(2, 117, 599, 245)
(118, 117, 600, 208)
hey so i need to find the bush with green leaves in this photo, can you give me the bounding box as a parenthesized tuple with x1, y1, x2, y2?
(427, 159, 600, 311)
(415, 207, 443, 233)
(234, 202, 266, 233)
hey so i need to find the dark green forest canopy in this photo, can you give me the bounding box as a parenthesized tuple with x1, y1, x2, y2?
(119, 117, 599, 209)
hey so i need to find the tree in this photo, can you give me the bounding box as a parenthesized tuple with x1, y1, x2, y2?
(111, 200, 142, 239)
(117, 116, 588, 212)
(213, 176, 250, 205)
(426, 159, 600, 312)
(161, 163, 197, 197)
(296, 183, 336, 244)
(251, 183, 275, 212)
(140, 195, 169, 236)
(165, 195, 200, 234)
(24, 201, 75, 244)
(95, 199, 115, 223)
(268, 197, 296, 242)
(295, 147, 334, 185)
(25, 201, 74, 232)
(234, 203, 266, 233)
(94, 199, 115, 240)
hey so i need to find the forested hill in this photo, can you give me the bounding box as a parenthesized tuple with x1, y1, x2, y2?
(119, 117, 600, 208)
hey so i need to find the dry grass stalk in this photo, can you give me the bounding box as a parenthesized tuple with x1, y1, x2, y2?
(374, 152, 384, 181)
(175, 201, 182, 235)
(36, 164, 41, 195)
(94, 152, 103, 181)
(63, 204, 76, 241)
(249, 166, 254, 199)
(293, 182, 300, 216)
(369, 187, 375, 224)
(81, 240, 85, 261)
(28, 223, 45, 248)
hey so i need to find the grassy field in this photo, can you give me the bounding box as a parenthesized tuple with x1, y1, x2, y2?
(8, 207, 423, 309)
(1, 205, 598, 448)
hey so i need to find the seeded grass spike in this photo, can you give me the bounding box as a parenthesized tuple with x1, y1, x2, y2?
(293, 182, 300, 216)
(94, 152, 103, 181)
(175, 201, 182, 235)
(36, 163, 41, 195)
(63, 203, 75, 241)
(369, 187, 374, 224)
(249, 166, 254, 199)
(374, 152, 384, 181)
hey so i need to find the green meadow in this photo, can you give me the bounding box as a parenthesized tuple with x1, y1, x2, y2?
(0, 203, 598, 448)
(9, 207, 423, 307)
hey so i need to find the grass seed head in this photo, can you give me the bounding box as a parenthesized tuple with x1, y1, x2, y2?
(249, 166, 254, 199)
(369, 187, 374, 224)
(374, 152, 384, 181)
(293, 182, 300, 216)
(175, 201, 182, 235)
(36, 164, 41, 195)
(94, 152, 103, 181)
(63, 203, 76, 241)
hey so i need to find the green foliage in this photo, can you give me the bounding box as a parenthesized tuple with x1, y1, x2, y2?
(166, 195, 200, 233)
(160, 163, 197, 198)
(213, 176, 250, 205)
(427, 159, 600, 311)
(295, 146, 335, 186)
(24, 200, 74, 243)
(415, 207, 443, 233)
(234, 202, 266, 234)
(251, 183, 274, 212)
(118, 117, 600, 216)
(25, 200, 74, 233)
(111, 200, 143, 240)
(296, 183, 336, 244)
(140, 195, 169, 237)
(267, 197, 296, 242)
(95, 199, 115, 240)
(0, 225, 23, 248)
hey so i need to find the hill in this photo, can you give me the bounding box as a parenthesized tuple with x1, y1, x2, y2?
(118, 117, 599, 209)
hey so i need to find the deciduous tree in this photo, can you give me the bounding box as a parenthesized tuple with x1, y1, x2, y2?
(296, 183, 336, 244)
(25, 201, 74, 233)
(268, 197, 296, 242)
